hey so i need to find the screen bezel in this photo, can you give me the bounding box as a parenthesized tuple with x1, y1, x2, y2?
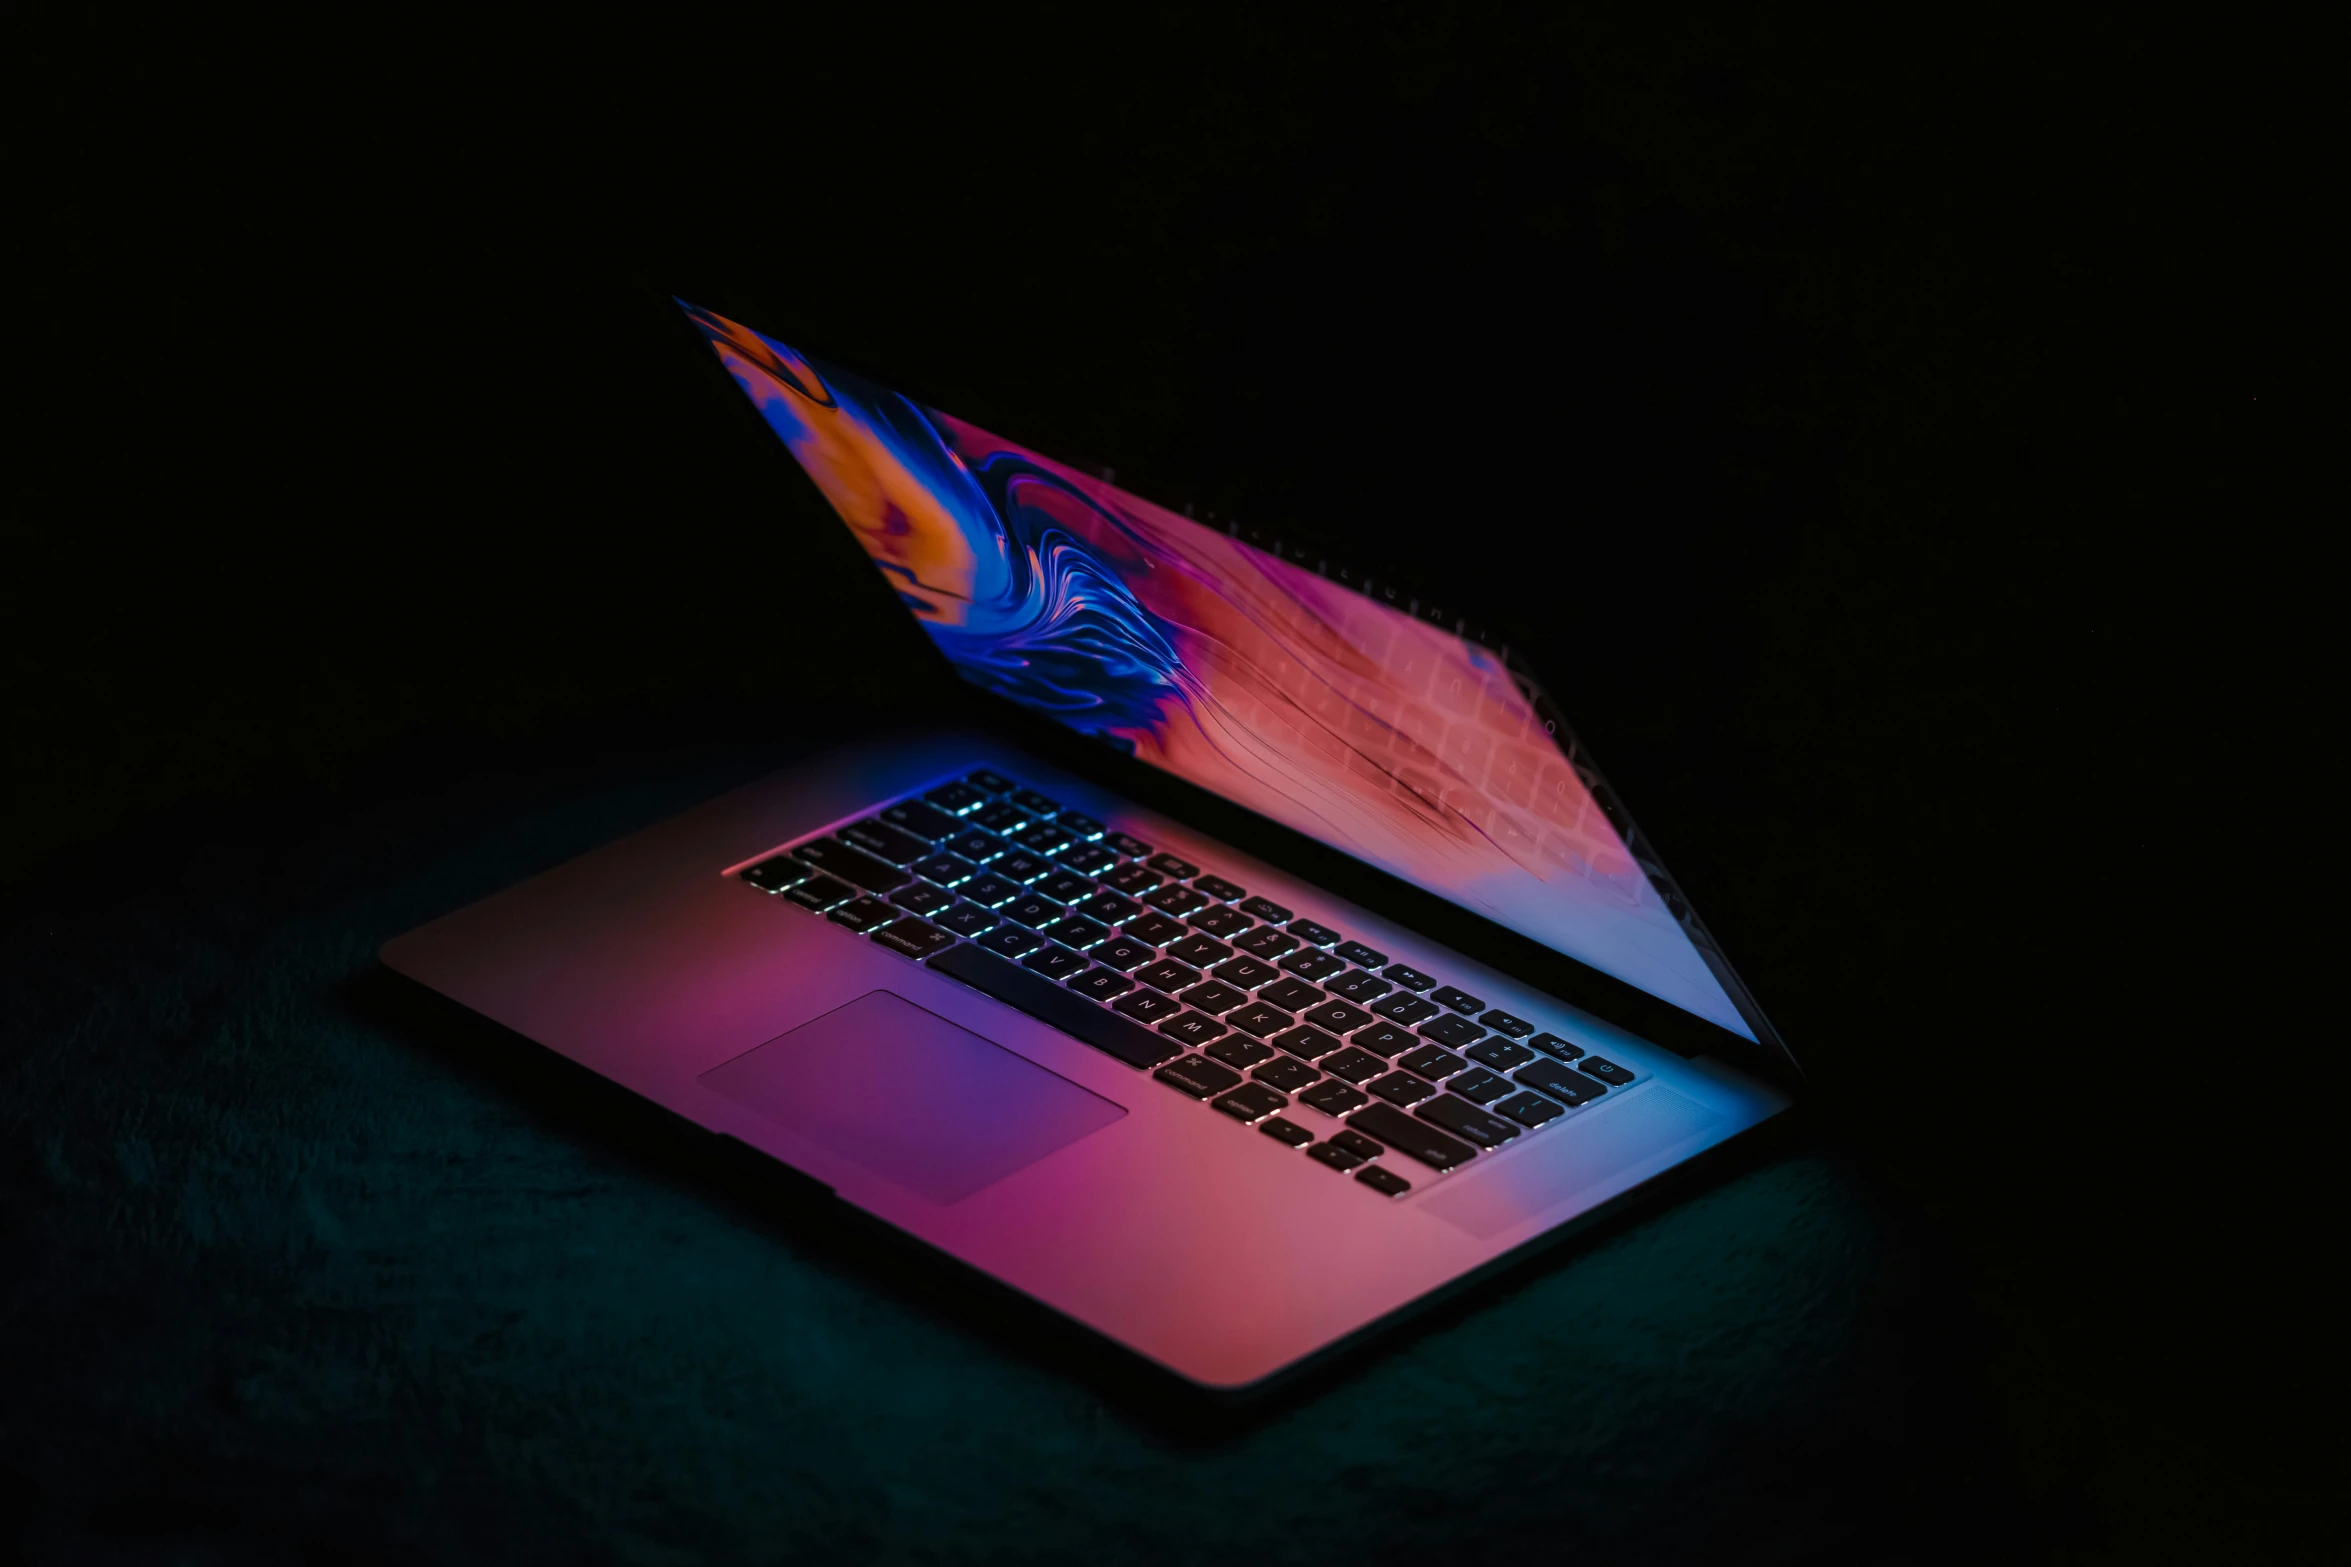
(674, 298, 1800, 1086)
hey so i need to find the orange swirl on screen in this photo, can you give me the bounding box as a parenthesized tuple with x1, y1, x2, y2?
(690, 306, 982, 623)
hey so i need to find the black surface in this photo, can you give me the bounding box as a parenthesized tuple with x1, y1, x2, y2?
(7, 8, 2313, 1560)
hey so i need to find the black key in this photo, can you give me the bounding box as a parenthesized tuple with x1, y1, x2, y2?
(928, 941, 1181, 1069)
(785, 872, 854, 910)
(1090, 935, 1156, 971)
(1158, 1011, 1229, 1047)
(1237, 896, 1293, 923)
(1329, 1130, 1385, 1161)
(1213, 1083, 1288, 1123)
(1321, 1048, 1389, 1086)
(944, 828, 1006, 863)
(1100, 862, 1161, 895)
(933, 902, 999, 936)
(1356, 1166, 1413, 1197)
(1121, 913, 1187, 946)
(1211, 954, 1281, 989)
(1370, 994, 1440, 1026)
(976, 923, 1045, 958)
(1581, 1056, 1636, 1086)
(1382, 963, 1437, 991)
(1259, 1117, 1315, 1149)
(1143, 885, 1211, 916)
(1466, 1038, 1538, 1072)
(1020, 945, 1087, 981)
(1187, 906, 1252, 939)
(1479, 1010, 1535, 1039)
(1038, 915, 1110, 949)
(1073, 890, 1141, 924)
(1165, 933, 1233, 967)
(1105, 831, 1152, 857)
(1146, 851, 1200, 879)
(828, 896, 896, 933)
(1225, 1001, 1295, 1039)
(871, 917, 955, 959)
(1301, 999, 1374, 1035)
(1193, 873, 1247, 902)
(1135, 958, 1201, 993)
(882, 799, 963, 839)
(911, 853, 979, 886)
(1253, 1056, 1319, 1093)
(1513, 1059, 1605, 1106)
(1288, 918, 1344, 946)
(1002, 894, 1064, 928)
(1347, 1103, 1477, 1171)
(1348, 1022, 1417, 1057)
(1278, 949, 1348, 982)
(1177, 980, 1249, 1015)
(1271, 1025, 1342, 1061)
(924, 781, 988, 814)
(1431, 985, 1485, 1014)
(1300, 1080, 1370, 1117)
(1333, 940, 1389, 969)
(958, 873, 1022, 908)
(1205, 1034, 1276, 1070)
(1233, 927, 1301, 960)
(890, 882, 955, 916)
(1368, 1071, 1437, 1108)
(1325, 969, 1393, 1004)
(1419, 1014, 1487, 1049)
(1495, 1091, 1567, 1128)
(1398, 1043, 1467, 1080)
(791, 837, 909, 892)
(966, 768, 1018, 793)
(841, 818, 934, 863)
(1417, 1094, 1521, 1149)
(1258, 977, 1324, 1013)
(1055, 810, 1105, 839)
(741, 855, 808, 892)
(1056, 843, 1117, 875)
(1113, 990, 1184, 1025)
(971, 800, 1028, 833)
(1035, 870, 1096, 903)
(1528, 1032, 1585, 1061)
(1156, 1056, 1243, 1098)
(1308, 1142, 1366, 1173)
(1447, 1067, 1512, 1105)
(1010, 788, 1061, 815)
(993, 850, 1054, 882)
(1018, 823, 1075, 855)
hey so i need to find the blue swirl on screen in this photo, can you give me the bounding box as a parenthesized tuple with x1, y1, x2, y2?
(934, 447, 1189, 736)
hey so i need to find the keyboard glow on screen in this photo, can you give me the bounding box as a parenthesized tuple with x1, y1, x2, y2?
(687, 302, 1754, 1041)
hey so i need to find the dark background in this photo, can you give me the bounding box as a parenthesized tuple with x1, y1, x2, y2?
(6, 8, 2319, 1562)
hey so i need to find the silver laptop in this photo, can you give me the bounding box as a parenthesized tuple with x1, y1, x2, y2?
(381, 300, 1799, 1391)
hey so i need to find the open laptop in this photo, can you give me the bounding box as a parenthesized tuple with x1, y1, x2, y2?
(381, 300, 1800, 1392)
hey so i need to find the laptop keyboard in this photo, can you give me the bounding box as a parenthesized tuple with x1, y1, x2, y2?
(737, 768, 1642, 1199)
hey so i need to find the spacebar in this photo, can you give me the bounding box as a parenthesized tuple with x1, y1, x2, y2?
(927, 942, 1180, 1069)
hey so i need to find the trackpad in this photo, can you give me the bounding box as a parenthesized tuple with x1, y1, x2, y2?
(699, 990, 1126, 1205)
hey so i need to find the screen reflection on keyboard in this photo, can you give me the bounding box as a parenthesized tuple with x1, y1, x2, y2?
(738, 769, 1639, 1198)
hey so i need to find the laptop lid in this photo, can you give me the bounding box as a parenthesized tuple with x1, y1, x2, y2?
(680, 299, 1792, 1074)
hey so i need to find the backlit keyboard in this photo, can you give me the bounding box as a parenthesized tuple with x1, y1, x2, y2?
(737, 769, 1641, 1198)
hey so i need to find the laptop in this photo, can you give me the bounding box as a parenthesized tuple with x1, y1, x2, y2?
(381, 299, 1800, 1392)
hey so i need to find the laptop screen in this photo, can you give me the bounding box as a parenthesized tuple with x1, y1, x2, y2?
(686, 302, 1761, 1042)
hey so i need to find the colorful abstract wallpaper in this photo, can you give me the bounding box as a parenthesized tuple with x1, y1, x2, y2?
(684, 303, 1754, 1039)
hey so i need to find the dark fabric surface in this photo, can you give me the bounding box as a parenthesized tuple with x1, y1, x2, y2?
(3, 751, 1960, 1566)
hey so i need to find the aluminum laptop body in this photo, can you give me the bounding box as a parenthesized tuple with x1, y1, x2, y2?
(381, 303, 1799, 1391)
